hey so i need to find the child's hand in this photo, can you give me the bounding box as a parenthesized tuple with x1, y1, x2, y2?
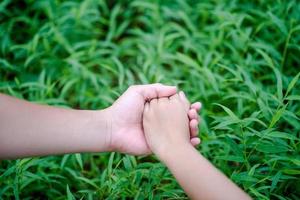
(143, 92, 196, 157)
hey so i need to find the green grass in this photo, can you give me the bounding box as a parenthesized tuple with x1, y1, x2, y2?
(0, 0, 300, 199)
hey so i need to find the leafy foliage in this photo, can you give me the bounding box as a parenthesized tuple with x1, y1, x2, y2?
(1, 0, 300, 199)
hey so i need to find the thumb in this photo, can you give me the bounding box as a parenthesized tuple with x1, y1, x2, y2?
(132, 83, 177, 101)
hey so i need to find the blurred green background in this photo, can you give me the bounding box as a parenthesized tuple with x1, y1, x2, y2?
(0, 0, 300, 199)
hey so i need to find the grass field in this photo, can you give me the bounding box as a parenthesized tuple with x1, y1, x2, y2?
(1, 0, 300, 199)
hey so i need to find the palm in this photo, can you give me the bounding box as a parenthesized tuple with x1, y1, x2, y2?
(110, 88, 151, 155)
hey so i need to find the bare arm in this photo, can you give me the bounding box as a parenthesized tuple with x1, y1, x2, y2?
(0, 93, 111, 159)
(159, 144, 251, 200)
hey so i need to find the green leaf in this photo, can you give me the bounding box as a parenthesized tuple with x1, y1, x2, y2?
(214, 104, 239, 120)
(108, 152, 115, 176)
(267, 131, 298, 141)
(61, 154, 70, 169)
(268, 12, 288, 35)
(271, 171, 282, 192)
(256, 49, 275, 68)
(285, 72, 300, 97)
(290, 158, 300, 166)
(225, 136, 243, 156)
(123, 155, 133, 171)
(215, 155, 245, 162)
(76, 177, 100, 189)
(273, 67, 283, 102)
(213, 118, 240, 130)
(248, 164, 260, 176)
(269, 104, 287, 128)
(66, 185, 75, 200)
(286, 95, 300, 101)
(256, 143, 289, 153)
(0, 165, 16, 178)
(75, 153, 83, 170)
(175, 52, 200, 69)
(282, 169, 300, 175)
(231, 172, 258, 183)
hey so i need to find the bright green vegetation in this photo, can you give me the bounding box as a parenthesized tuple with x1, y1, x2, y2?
(1, 0, 300, 199)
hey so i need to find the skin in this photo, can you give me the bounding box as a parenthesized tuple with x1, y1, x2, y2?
(0, 83, 200, 159)
(143, 94, 252, 200)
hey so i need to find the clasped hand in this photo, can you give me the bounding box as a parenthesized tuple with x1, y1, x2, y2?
(108, 83, 201, 155)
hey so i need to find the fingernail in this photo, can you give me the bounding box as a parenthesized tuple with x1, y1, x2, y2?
(179, 91, 185, 97)
(198, 102, 202, 110)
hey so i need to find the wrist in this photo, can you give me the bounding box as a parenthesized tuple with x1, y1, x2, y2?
(156, 141, 193, 163)
(80, 108, 113, 152)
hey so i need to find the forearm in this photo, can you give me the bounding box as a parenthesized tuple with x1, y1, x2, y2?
(0, 94, 112, 159)
(159, 144, 251, 200)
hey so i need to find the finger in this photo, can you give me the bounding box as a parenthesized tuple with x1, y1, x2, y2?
(143, 102, 151, 121)
(149, 98, 157, 107)
(169, 93, 179, 100)
(144, 102, 150, 113)
(188, 109, 198, 121)
(190, 137, 201, 146)
(178, 91, 190, 111)
(190, 119, 199, 137)
(191, 102, 202, 112)
(134, 83, 177, 101)
(158, 97, 169, 104)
